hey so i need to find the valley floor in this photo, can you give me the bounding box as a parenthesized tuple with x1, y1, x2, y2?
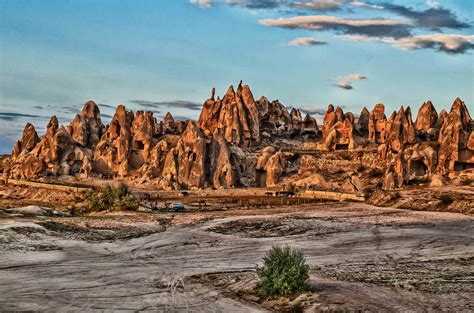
(0, 203, 473, 311)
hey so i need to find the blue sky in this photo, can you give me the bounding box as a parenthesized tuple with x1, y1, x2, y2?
(0, 0, 473, 153)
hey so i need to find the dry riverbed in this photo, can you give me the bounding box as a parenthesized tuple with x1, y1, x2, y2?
(0, 202, 473, 311)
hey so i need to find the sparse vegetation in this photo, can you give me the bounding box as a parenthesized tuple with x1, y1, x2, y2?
(257, 245, 310, 298)
(85, 183, 139, 212)
(367, 167, 385, 178)
(285, 182, 296, 193)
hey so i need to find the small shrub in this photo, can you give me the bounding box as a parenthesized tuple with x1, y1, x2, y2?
(85, 183, 139, 212)
(286, 183, 296, 193)
(367, 167, 385, 178)
(257, 246, 310, 298)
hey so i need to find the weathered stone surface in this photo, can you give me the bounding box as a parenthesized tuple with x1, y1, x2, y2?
(70, 101, 104, 148)
(209, 130, 237, 189)
(415, 101, 438, 140)
(176, 121, 207, 188)
(21, 123, 39, 150)
(384, 106, 416, 152)
(356, 107, 370, 135)
(198, 82, 260, 147)
(368, 103, 387, 143)
(4, 89, 472, 191)
(93, 105, 134, 177)
(437, 98, 473, 174)
(322, 104, 336, 138)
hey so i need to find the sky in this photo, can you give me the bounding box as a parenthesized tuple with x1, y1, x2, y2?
(0, 0, 473, 153)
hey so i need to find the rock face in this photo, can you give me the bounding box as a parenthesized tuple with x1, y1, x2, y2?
(437, 98, 473, 174)
(414, 101, 438, 140)
(3, 84, 472, 192)
(70, 101, 104, 148)
(198, 81, 260, 148)
(356, 107, 370, 135)
(94, 105, 134, 177)
(384, 106, 416, 152)
(21, 123, 39, 151)
(176, 121, 206, 188)
(320, 106, 358, 151)
(255, 146, 285, 187)
(368, 104, 387, 143)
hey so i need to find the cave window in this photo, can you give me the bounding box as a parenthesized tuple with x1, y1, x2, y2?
(133, 140, 145, 150)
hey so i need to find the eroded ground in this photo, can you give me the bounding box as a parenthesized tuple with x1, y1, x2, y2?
(0, 203, 473, 311)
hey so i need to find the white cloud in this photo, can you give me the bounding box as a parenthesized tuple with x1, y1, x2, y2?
(190, 0, 212, 8)
(291, 0, 345, 11)
(426, 0, 439, 8)
(335, 81, 353, 90)
(287, 37, 327, 46)
(344, 34, 474, 54)
(346, 73, 367, 80)
(259, 15, 410, 29)
(349, 1, 384, 10)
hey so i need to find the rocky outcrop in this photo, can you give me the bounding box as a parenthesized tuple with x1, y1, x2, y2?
(320, 106, 357, 150)
(69, 101, 104, 148)
(301, 114, 320, 138)
(21, 123, 39, 151)
(176, 121, 207, 188)
(368, 104, 387, 143)
(93, 105, 134, 177)
(321, 105, 336, 138)
(384, 106, 416, 152)
(383, 145, 438, 190)
(414, 101, 438, 140)
(198, 81, 260, 147)
(437, 98, 473, 174)
(356, 107, 370, 135)
(3, 85, 472, 192)
(208, 131, 237, 189)
(256, 146, 285, 187)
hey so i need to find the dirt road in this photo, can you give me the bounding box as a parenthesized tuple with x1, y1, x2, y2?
(0, 203, 473, 311)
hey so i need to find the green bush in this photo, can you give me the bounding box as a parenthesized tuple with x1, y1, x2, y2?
(257, 246, 310, 298)
(85, 183, 139, 212)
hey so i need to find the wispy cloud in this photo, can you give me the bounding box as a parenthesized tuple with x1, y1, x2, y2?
(259, 15, 412, 39)
(334, 73, 367, 90)
(349, 1, 384, 10)
(380, 3, 470, 30)
(130, 100, 202, 111)
(335, 81, 353, 90)
(290, 0, 344, 11)
(287, 37, 327, 46)
(345, 73, 367, 80)
(190, 0, 286, 9)
(345, 34, 474, 54)
(0, 112, 38, 121)
(299, 107, 327, 115)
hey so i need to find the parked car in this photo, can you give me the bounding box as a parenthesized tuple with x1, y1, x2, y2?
(170, 202, 185, 212)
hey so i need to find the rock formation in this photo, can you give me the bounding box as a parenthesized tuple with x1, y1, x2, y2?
(69, 101, 104, 148)
(3, 82, 472, 192)
(198, 81, 260, 148)
(384, 106, 416, 152)
(437, 98, 473, 174)
(414, 101, 438, 140)
(368, 104, 387, 143)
